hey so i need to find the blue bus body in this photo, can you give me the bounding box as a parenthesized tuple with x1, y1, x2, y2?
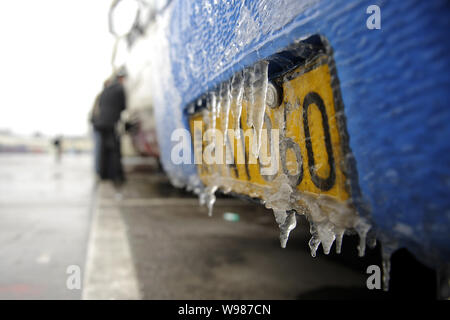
(149, 0, 450, 266)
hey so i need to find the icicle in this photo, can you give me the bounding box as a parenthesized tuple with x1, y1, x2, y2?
(198, 185, 218, 217)
(230, 71, 244, 139)
(382, 250, 392, 292)
(206, 185, 218, 217)
(210, 91, 217, 131)
(250, 60, 269, 157)
(243, 61, 269, 157)
(317, 222, 336, 255)
(220, 82, 231, 140)
(367, 232, 377, 249)
(244, 67, 255, 131)
(243, 66, 258, 156)
(355, 218, 371, 257)
(272, 210, 297, 248)
(381, 241, 396, 291)
(216, 86, 222, 118)
(264, 175, 297, 248)
(308, 223, 321, 258)
(335, 228, 345, 254)
(202, 106, 209, 128)
(281, 211, 297, 248)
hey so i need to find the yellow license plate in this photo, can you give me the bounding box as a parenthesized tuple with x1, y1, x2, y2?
(189, 54, 352, 212)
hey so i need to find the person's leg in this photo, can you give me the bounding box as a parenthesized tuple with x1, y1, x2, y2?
(105, 130, 116, 180)
(99, 130, 109, 180)
(93, 130, 101, 176)
(112, 132, 124, 185)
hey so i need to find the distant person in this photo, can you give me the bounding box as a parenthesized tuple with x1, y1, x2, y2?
(52, 136, 62, 162)
(91, 69, 127, 185)
(90, 78, 110, 177)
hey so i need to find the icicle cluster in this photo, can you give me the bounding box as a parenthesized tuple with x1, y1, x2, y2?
(197, 61, 270, 217)
(193, 59, 375, 266)
(264, 175, 296, 248)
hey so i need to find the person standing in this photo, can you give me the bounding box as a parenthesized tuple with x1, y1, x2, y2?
(52, 136, 63, 163)
(92, 69, 127, 185)
(90, 92, 102, 176)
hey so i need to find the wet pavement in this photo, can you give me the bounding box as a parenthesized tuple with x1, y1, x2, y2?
(0, 153, 381, 300)
(0, 153, 94, 299)
(84, 161, 372, 299)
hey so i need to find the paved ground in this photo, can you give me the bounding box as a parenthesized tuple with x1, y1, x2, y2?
(0, 153, 390, 300)
(83, 162, 377, 299)
(0, 153, 94, 299)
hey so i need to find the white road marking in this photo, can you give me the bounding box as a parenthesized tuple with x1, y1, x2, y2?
(82, 182, 251, 299)
(82, 183, 141, 300)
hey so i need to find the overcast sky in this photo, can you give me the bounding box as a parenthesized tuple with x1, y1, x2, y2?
(0, 0, 115, 137)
